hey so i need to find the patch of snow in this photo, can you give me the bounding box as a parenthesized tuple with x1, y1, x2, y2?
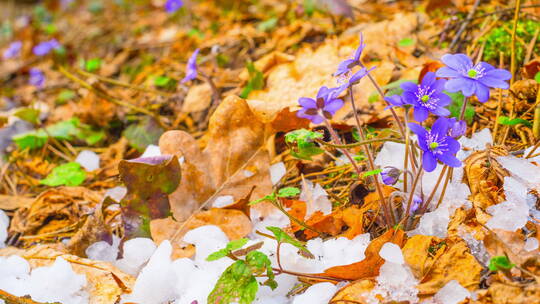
(75, 150, 100, 171)
(26, 257, 88, 304)
(300, 179, 332, 218)
(122, 241, 178, 304)
(212, 195, 234, 208)
(433, 280, 470, 304)
(183, 225, 229, 263)
(457, 128, 492, 160)
(369, 260, 418, 304)
(250, 207, 290, 237)
(273, 234, 370, 274)
(115, 238, 157, 276)
(0, 255, 30, 297)
(141, 144, 161, 158)
(270, 162, 286, 185)
(85, 235, 120, 262)
(379, 242, 404, 264)
(487, 176, 530, 231)
(0, 210, 8, 248)
(243, 169, 255, 178)
(103, 186, 127, 202)
(292, 282, 337, 304)
(457, 226, 490, 266)
(524, 237, 539, 252)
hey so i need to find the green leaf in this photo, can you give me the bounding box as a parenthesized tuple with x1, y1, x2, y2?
(13, 118, 103, 150)
(154, 75, 171, 87)
(497, 116, 532, 127)
(249, 193, 276, 206)
(123, 117, 165, 152)
(277, 187, 300, 198)
(257, 17, 278, 32)
(14, 108, 40, 124)
(56, 89, 76, 104)
(363, 168, 382, 177)
(488, 256, 515, 272)
(207, 238, 249, 261)
(187, 28, 204, 39)
(40, 162, 86, 187)
(285, 129, 324, 160)
(266, 226, 313, 258)
(245, 251, 277, 290)
(85, 58, 102, 72)
(208, 260, 259, 304)
(119, 155, 181, 240)
(535, 71, 540, 84)
(446, 91, 475, 124)
(240, 62, 264, 98)
(398, 37, 415, 47)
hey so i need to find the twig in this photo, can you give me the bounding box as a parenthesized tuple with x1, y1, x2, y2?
(449, 0, 481, 51)
(510, 0, 522, 85)
(316, 137, 404, 149)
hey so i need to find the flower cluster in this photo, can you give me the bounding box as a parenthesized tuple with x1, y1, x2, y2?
(297, 38, 371, 124)
(33, 39, 61, 56)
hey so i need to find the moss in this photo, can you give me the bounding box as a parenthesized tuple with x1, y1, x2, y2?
(480, 19, 540, 63)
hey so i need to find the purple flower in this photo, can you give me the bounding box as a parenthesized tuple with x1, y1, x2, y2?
(3, 41, 22, 59)
(33, 39, 61, 56)
(29, 68, 45, 88)
(347, 66, 375, 86)
(380, 167, 400, 185)
(335, 34, 365, 76)
(409, 117, 461, 172)
(401, 72, 451, 122)
(410, 195, 422, 214)
(436, 53, 511, 103)
(445, 117, 467, 138)
(181, 48, 199, 83)
(165, 0, 183, 13)
(384, 94, 410, 109)
(297, 86, 344, 124)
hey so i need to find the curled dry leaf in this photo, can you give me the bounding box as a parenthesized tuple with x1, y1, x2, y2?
(464, 148, 508, 209)
(331, 279, 375, 304)
(403, 236, 483, 295)
(118, 155, 181, 240)
(0, 245, 134, 304)
(322, 228, 405, 280)
(9, 187, 102, 239)
(0, 194, 33, 210)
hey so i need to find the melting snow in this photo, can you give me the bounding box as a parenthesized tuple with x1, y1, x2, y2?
(433, 280, 470, 304)
(292, 282, 337, 304)
(300, 179, 332, 217)
(75, 150, 100, 171)
(0, 210, 8, 248)
(270, 162, 286, 185)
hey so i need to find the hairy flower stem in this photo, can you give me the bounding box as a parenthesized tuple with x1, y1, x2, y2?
(403, 110, 412, 192)
(459, 96, 469, 121)
(403, 163, 423, 230)
(323, 119, 363, 177)
(359, 62, 405, 138)
(420, 165, 448, 213)
(349, 88, 393, 227)
(435, 167, 453, 209)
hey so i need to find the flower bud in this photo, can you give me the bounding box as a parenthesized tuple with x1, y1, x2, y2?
(380, 166, 400, 186)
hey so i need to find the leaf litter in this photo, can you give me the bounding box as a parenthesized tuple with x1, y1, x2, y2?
(0, 0, 540, 304)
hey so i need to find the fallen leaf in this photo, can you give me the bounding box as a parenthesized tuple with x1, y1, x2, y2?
(182, 83, 212, 113)
(0, 195, 33, 210)
(322, 228, 405, 280)
(331, 279, 375, 303)
(0, 245, 134, 304)
(118, 155, 181, 239)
